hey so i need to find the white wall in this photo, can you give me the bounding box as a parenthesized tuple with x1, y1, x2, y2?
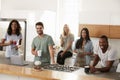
(80, 0, 120, 12)
(1, 0, 57, 11)
(79, 0, 120, 24)
(79, 0, 120, 58)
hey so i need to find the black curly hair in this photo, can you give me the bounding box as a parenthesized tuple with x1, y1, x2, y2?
(7, 19, 21, 36)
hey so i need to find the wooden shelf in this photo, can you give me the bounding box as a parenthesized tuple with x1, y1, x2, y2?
(109, 25, 120, 39)
(79, 24, 120, 39)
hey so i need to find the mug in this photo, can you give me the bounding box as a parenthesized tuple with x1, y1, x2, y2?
(37, 50, 42, 57)
(84, 66, 90, 73)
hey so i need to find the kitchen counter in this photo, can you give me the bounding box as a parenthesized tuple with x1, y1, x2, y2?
(0, 63, 119, 80)
(0, 51, 119, 80)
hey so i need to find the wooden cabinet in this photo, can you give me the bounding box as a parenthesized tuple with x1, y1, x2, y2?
(79, 24, 120, 39)
(109, 25, 120, 39)
(79, 24, 95, 37)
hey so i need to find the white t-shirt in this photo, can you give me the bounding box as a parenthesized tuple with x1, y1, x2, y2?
(94, 45, 119, 67)
(4, 33, 22, 57)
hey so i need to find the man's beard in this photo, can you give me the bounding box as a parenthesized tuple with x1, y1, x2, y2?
(38, 31, 43, 35)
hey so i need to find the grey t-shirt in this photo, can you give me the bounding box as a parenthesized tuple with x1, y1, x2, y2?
(32, 34, 54, 64)
(60, 34, 74, 52)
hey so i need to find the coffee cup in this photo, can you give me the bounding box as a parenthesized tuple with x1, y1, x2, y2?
(84, 66, 90, 73)
(37, 50, 42, 57)
(13, 40, 17, 45)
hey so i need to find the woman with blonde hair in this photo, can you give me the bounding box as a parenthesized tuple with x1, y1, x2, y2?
(57, 24, 74, 65)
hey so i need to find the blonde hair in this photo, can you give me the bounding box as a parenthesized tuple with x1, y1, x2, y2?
(62, 24, 72, 37)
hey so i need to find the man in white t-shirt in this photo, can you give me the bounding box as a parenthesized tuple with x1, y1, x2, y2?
(90, 35, 119, 73)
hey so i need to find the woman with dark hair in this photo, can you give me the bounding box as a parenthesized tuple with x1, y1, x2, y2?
(1, 19, 22, 58)
(74, 28, 93, 67)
